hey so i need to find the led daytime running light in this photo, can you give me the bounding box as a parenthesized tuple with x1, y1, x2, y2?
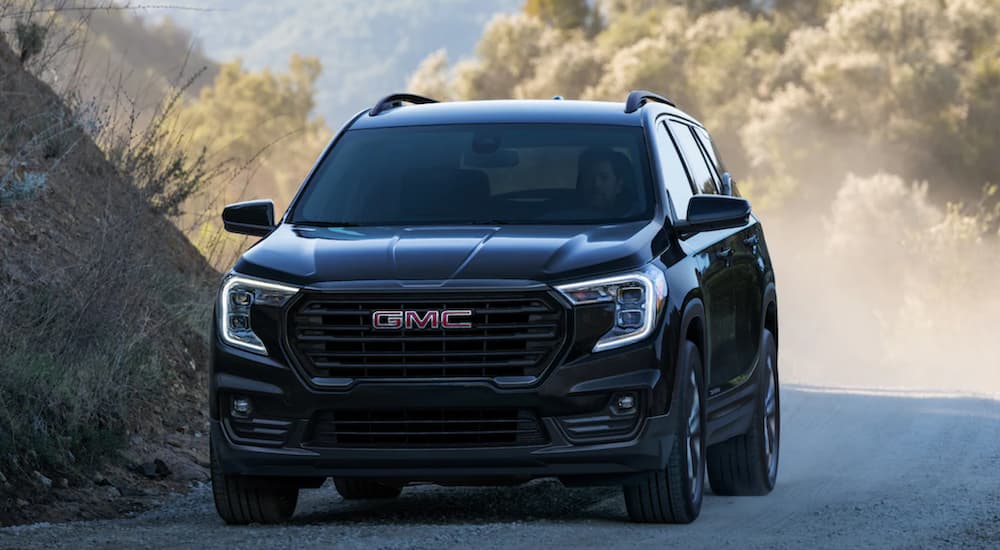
(218, 274, 299, 355)
(556, 266, 667, 352)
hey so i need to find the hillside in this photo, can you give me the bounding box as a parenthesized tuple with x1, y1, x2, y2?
(0, 35, 216, 525)
(38, 0, 219, 112)
(162, 0, 520, 124)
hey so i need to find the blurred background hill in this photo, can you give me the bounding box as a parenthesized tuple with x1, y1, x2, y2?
(158, 0, 521, 125)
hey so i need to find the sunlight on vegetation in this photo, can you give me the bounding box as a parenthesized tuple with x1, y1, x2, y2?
(1, 0, 999, 498)
(409, 0, 1000, 388)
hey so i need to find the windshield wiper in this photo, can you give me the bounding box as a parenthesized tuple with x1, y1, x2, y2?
(293, 220, 363, 228)
(294, 219, 515, 227)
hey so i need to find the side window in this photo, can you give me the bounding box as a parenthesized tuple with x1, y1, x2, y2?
(693, 126, 741, 197)
(655, 122, 694, 219)
(668, 120, 718, 195)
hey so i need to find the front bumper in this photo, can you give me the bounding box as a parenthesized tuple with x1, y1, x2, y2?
(211, 305, 679, 484)
(212, 412, 675, 483)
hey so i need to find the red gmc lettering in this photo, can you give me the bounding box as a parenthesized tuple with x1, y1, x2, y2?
(372, 309, 473, 329)
(404, 310, 439, 329)
(371, 310, 403, 329)
(441, 309, 473, 329)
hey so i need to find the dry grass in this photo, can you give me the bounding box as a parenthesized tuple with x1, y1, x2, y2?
(0, 3, 217, 482)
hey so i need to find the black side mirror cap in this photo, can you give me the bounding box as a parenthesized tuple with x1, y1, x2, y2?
(674, 195, 751, 235)
(222, 200, 276, 237)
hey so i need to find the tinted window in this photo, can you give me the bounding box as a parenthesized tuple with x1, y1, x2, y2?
(655, 122, 694, 219)
(694, 126, 725, 174)
(669, 120, 718, 195)
(693, 126, 741, 197)
(290, 124, 654, 226)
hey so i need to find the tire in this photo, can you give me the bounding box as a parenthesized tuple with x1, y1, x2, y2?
(333, 477, 403, 500)
(210, 443, 298, 525)
(624, 339, 706, 524)
(707, 328, 780, 496)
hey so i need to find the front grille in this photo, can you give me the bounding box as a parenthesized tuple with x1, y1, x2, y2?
(287, 291, 567, 379)
(306, 409, 548, 448)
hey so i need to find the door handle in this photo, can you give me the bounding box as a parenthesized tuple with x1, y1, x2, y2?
(716, 247, 734, 259)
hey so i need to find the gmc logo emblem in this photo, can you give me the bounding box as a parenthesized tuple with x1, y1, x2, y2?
(371, 310, 473, 330)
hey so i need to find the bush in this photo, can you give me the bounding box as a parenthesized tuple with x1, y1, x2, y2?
(0, 15, 217, 480)
(0, 228, 203, 477)
(14, 20, 44, 64)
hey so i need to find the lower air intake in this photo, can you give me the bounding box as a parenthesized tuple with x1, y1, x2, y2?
(306, 408, 548, 448)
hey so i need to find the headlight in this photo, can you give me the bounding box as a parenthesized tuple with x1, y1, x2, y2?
(218, 274, 299, 354)
(556, 265, 667, 352)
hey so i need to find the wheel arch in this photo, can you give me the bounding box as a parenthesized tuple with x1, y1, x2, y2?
(761, 283, 778, 351)
(678, 297, 708, 384)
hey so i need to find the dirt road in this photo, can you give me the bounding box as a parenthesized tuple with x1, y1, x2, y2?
(2, 385, 997, 549)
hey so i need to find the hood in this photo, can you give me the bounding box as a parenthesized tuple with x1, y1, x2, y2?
(234, 221, 664, 287)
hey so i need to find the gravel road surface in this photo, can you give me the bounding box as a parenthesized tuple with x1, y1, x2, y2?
(3, 385, 998, 549)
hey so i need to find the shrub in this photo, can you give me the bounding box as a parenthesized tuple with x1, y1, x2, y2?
(14, 20, 44, 64)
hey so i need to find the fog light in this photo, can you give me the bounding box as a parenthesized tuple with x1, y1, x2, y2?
(232, 397, 252, 417)
(617, 394, 636, 410)
(612, 392, 638, 415)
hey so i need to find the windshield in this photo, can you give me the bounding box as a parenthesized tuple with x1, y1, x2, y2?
(290, 124, 655, 226)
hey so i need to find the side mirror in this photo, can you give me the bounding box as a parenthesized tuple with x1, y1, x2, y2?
(720, 172, 734, 196)
(674, 195, 750, 234)
(222, 200, 276, 236)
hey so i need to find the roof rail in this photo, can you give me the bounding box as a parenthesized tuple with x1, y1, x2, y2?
(624, 90, 675, 113)
(369, 93, 439, 116)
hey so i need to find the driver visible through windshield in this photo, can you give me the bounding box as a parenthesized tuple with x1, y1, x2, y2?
(290, 124, 654, 226)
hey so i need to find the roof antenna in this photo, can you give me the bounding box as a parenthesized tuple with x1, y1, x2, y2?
(552, 95, 564, 100)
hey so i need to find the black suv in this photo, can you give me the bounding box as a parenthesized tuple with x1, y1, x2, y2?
(211, 91, 779, 525)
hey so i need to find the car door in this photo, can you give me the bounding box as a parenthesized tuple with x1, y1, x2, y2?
(667, 119, 759, 394)
(692, 125, 765, 386)
(655, 119, 729, 394)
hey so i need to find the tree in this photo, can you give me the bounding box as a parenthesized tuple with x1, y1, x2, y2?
(452, 14, 559, 100)
(170, 54, 324, 164)
(744, 0, 1000, 206)
(165, 55, 331, 241)
(409, 0, 1000, 213)
(523, 0, 592, 30)
(407, 49, 453, 100)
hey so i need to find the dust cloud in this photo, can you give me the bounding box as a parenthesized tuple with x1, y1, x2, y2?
(765, 185, 1000, 395)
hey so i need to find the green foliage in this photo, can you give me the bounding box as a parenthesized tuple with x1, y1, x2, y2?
(0, 14, 222, 481)
(454, 14, 561, 100)
(515, 37, 606, 99)
(523, 0, 592, 30)
(741, 0, 1000, 205)
(159, 56, 332, 264)
(0, 254, 201, 478)
(170, 55, 324, 165)
(412, 0, 1000, 214)
(412, 2, 1000, 381)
